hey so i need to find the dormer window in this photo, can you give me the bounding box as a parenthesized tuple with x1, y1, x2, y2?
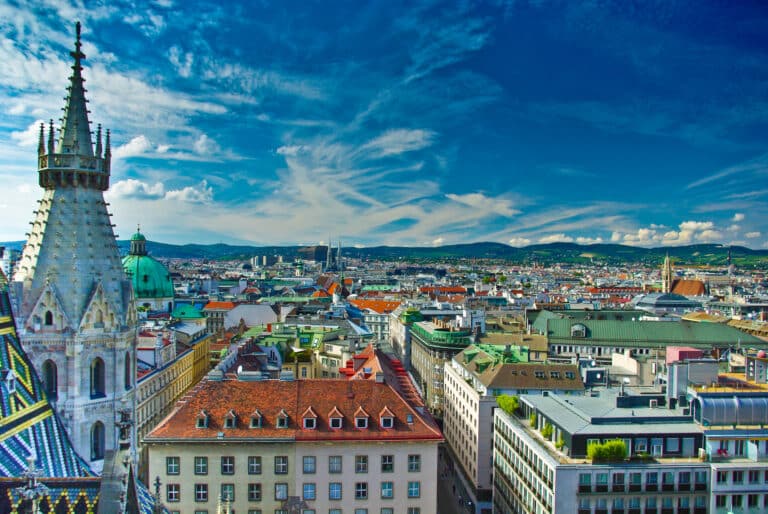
(328, 406, 344, 430)
(276, 409, 289, 428)
(354, 406, 369, 429)
(302, 406, 318, 430)
(196, 410, 209, 429)
(406, 414, 414, 424)
(379, 406, 395, 429)
(224, 409, 237, 428)
(249, 410, 263, 428)
(571, 323, 587, 338)
(2, 370, 16, 395)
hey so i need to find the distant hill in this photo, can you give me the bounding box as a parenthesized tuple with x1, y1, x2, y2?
(3, 240, 766, 266)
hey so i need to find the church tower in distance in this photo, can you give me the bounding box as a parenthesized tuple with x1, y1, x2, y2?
(10, 23, 135, 472)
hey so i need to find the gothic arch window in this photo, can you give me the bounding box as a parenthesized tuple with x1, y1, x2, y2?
(91, 421, 105, 460)
(124, 352, 132, 391)
(95, 310, 103, 324)
(42, 360, 57, 400)
(90, 358, 105, 398)
(44, 311, 53, 326)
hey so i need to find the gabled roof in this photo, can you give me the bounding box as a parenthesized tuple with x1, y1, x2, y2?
(146, 379, 442, 443)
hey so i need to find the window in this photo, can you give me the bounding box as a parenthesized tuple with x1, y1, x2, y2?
(355, 482, 368, 500)
(303, 483, 316, 500)
(329, 455, 342, 473)
(250, 413, 262, 428)
(330, 417, 343, 429)
(248, 456, 262, 475)
(565, 371, 575, 379)
(380, 416, 393, 429)
(381, 455, 394, 473)
(406, 414, 414, 424)
(304, 417, 316, 429)
(408, 454, 421, 472)
(221, 483, 234, 502)
(195, 456, 208, 475)
(749, 470, 760, 483)
(355, 510, 368, 514)
(329, 482, 342, 500)
(356, 417, 368, 429)
(248, 483, 262, 502)
(221, 456, 235, 475)
(407, 508, 421, 514)
(195, 483, 208, 502)
(275, 456, 288, 474)
(666, 437, 680, 452)
(196, 411, 209, 429)
(534, 371, 545, 378)
(381, 509, 394, 514)
(550, 371, 560, 379)
(166, 484, 180, 503)
(733, 470, 744, 484)
(91, 422, 105, 460)
(717, 471, 727, 483)
(356, 455, 368, 473)
(302, 456, 316, 474)
(407, 481, 420, 498)
(277, 411, 289, 428)
(42, 359, 57, 400)
(748, 494, 759, 507)
(634, 439, 647, 453)
(715, 496, 726, 508)
(381, 481, 393, 498)
(732, 495, 743, 507)
(166, 456, 180, 475)
(275, 483, 288, 501)
(330, 510, 342, 514)
(90, 358, 106, 399)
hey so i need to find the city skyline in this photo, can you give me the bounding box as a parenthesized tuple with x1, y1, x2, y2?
(0, 1, 766, 249)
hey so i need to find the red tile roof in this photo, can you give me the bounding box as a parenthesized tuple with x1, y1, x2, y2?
(146, 379, 442, 443)
(348, 299, 401, 314)
(204, 301, 236, 310)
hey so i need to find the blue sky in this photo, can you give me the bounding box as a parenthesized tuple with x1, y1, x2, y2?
(1, 0, 767, 248)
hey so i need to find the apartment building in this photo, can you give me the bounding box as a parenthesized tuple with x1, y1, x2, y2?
(493, 390, 710, 514)
(443, 344, 583, 514)
(145, 377, 442, 514)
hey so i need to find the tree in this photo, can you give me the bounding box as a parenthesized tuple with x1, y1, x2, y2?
(587, 439, 627, 462)
(541, 422, 553, 439)
(529, 412, 537, 427)
(496, 394, 519, 415)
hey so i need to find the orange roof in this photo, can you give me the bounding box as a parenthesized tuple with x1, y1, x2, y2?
(348, 299, 401, 314)
(671, 279, 706, 296)
(146, 379, 443, 442)
(312, 290, 331, 298)
(420, 286, 466, 294)
(204, 301, 236, 310)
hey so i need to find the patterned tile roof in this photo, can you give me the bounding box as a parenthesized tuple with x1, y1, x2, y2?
(348, 299, 402, 314)
(146, 378, 443, 443)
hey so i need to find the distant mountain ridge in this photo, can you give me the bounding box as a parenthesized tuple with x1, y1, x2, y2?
(2, 240, 765, 265)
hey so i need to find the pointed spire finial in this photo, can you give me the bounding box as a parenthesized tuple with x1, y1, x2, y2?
(38, 123, 45, 156)
(47, 119, 54, 155)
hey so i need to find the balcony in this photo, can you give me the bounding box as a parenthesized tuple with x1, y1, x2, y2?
(578, 485, 592, 493)
(595, 485, 608, 493)
(661, 483, 674, 492)
(612, 484, 625, 493)
(645, 484, 658, 492)
(694, 482, 707, 491)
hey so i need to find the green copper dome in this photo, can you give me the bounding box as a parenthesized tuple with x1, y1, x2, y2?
(122, 227, 173, 300)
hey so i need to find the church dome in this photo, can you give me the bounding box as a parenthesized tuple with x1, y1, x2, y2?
(122, 227, 173, 300)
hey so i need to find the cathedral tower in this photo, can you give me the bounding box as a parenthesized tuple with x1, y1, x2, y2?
(11, 23, 135, 472)
(661, 253, 674, 294)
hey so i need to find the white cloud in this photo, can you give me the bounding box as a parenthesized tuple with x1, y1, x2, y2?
(746, 231, 761, 238)
(165, 180, 213, 203)
(276, 145, 307, 156)
(432, 237, 445, 246)
(576, 236, 603, 244)
(732, 213, 745, 222)
(446, 192, 519, 217)
(10, 120, 45, 147)
(168, 46, 194, 78)
(114, 135, 153, 159)
(363, 129, 436, 158)
(538, 233, 574, 244)
(193, 134, 220, 155)
(728, 224, 740, 232)
(508, 237, 531, 247)
(108, 179, 165, 199)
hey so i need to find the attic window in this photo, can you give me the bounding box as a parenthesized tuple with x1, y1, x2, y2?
(330, 417, 342, 429)
(534, 371, 545, 379)
(565, 372, 575, 379)
(550, 372, 560, 379)
(570, 323, 587, 338)
(224, 409, 237, 429)
(356, 417, 368, 429)
(196, 410, 209, 429)
(379, 406, 395, 429)
(406, 414, 414, 424)
(304, 418, 316, 429)
(249, 410, 263, 428)
(276, 409, 289, 428)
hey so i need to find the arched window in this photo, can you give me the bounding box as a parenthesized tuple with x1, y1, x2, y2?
(44, 311, 53, 326)
(124, 352, 132, 390)
(90, 358, 105, 398)
(91, 421, 105, 460)
(42, 360, 57, 400)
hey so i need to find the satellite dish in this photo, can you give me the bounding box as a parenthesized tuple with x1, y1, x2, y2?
(623, 377, 631, 384)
